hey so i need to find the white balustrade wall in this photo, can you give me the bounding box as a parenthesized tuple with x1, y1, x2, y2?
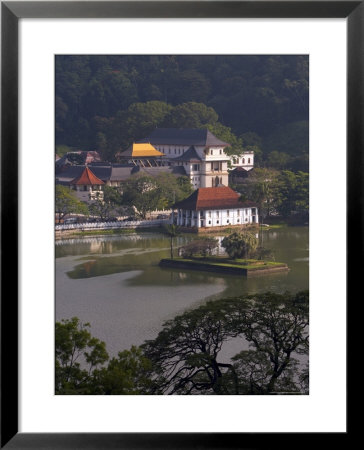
(55, 219, 170, 231)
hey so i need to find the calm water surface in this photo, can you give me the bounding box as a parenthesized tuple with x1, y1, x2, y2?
(56, 227, 308, 356)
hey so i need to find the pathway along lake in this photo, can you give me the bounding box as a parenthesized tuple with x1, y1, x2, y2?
(56, 227, 308, 357)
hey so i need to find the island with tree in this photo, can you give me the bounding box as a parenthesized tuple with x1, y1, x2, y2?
(159, 230, 289, 276)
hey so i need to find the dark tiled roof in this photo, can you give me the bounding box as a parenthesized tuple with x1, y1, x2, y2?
(110, 166, 135, 181)
(91, 166, 112, 181)
(172, 146, 202, 162)
(55, 164, 186, 184)
(173, 187, 256, 211)
(55, 165, 85, 181)
(131, 165, 187, 178)
(138, 128, 230, 147)
(230, 167, 250, 177)
(55, 151, 101, 169)
(57, 165, 113, 182)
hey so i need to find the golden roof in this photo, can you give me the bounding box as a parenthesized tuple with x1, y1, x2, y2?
(124, 143, 165, 157)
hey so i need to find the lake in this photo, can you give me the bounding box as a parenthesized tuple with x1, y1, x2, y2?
(55, 227, 308, 358)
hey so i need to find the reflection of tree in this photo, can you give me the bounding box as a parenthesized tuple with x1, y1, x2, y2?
(142, 291, 308, 395)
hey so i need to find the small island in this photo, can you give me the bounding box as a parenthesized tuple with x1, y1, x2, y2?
(160, 229, 289, 277)
(159, 256, 289, 277)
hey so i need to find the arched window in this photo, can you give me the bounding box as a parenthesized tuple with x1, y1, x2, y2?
(242, 158, 245, 164)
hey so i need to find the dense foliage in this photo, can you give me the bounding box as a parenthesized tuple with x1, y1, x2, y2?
(55, 185, 89, 222)
(233, 168, 309, 220)
(56, 55, 308, 165)
(121, 174, 193, 219)
(221, 231, 259, 259)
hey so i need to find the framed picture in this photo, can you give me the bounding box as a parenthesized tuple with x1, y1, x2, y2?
(1, 1, 357, 447)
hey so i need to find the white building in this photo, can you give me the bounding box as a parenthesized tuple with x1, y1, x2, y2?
(230, 150, 254, 170)
(172, 186, 258, 229)
(138, 128, 231, 189)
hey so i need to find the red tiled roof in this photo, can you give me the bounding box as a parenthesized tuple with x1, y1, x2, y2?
(70, 167, 105, 185)
(173, 187, 256, 211)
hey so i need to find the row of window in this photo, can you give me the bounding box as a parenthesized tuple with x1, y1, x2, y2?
(207, 218, 250, 225)
(73, 185, 103, 191)
(205, 208, 256, 217)
(232, 157, 252, 165)
(206, 148, 224, 156)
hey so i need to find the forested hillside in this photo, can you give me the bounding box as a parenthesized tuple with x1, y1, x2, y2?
(56, 55, 308, 166)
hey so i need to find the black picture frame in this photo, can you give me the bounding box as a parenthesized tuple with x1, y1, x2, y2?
(1, 1, 358, 448)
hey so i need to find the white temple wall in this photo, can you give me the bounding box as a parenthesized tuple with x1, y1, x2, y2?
(176, 207, 259, 228)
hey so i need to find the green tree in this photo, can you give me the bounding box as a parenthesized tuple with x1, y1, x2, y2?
(121, 176, 160, 219)
(274, 170, 309, 217)
(155, 173, 193, 210)
(94, 346, 153, 394)
(88, 186, 123, 221)
(263, 120, 309, 156)
(55, 317, 109, 394)
(55, 185, 89, 223)
(233, 168, 278, 219)
(231, 291, 309, 394)
(142, 291, 309, 395)
(142, 299, 241, 394)
(267, 150, 293, 170)
(221, 231, 259, 259)
(162, 102, 218, 129)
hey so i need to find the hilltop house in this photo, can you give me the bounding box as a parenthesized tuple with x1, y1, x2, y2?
(172, 186, 258, 229)
(230, 150, 254, 171)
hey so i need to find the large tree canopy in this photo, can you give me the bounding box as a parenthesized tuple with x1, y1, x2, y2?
(142, 291, 309, 395)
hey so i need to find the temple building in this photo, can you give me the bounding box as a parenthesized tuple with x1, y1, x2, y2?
(138, 128, 230, 189)
(69, 166, 105, 202)
(172, 186, 258, 229)
(116, 142, 165, 167)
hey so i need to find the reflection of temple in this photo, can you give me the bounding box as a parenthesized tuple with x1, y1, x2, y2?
(89, 240, 103, 252)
